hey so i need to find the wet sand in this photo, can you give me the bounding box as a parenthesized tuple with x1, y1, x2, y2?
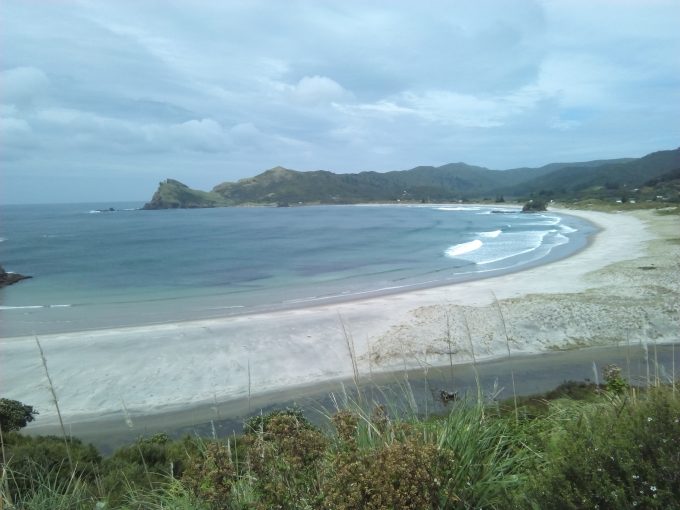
(25, 341, 680, 453)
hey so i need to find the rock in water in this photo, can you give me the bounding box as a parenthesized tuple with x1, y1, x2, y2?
(0, 265, 32, 287)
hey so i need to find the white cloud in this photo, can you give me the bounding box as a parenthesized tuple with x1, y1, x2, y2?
(292, 75, 351, 104)
(275, 75, 353, 106)
(340, 100, 416, 117)
(342, 86, 549, 128)
(33, 107, 230, 153)
(401, 91, 506, 127)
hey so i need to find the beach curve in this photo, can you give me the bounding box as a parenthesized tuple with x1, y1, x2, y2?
(2, 208, 679, 428)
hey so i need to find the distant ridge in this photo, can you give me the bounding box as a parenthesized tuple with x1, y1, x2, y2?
(143, 148, 680, 209)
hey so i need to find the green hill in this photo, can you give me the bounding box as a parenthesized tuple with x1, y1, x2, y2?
(142, 179, 231, 209)
(502, 149, 680, 199)
(143, 148, 680, 208)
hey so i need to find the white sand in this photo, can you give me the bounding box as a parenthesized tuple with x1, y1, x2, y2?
(2, 208, 679, 426)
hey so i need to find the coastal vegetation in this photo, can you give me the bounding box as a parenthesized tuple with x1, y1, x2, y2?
(2, 374, 679, 509)
(143, 147, 680, 209)
(0, 399, 37, 432)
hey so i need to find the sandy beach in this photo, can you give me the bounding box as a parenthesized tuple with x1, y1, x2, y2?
(3, 207, 679, 428)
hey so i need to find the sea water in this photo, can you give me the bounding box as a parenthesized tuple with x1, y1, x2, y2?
(0, 203, 595, 336)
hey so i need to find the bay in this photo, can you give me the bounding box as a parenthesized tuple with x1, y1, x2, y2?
(0, 203, 595, 336)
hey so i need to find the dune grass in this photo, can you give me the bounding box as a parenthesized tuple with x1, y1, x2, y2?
(2, 373, 679, 509)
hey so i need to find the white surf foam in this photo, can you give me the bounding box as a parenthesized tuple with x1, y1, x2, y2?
(475, 230, 569, 266)
(476, 246, 538, 266)
(0, 304, 72, 310)
(436, 206, 481, 212)
(536, 215, 561, 226)
(0, 305, 45, 310)
(445, 239, 483, 258)
(479, 229, 502, 238)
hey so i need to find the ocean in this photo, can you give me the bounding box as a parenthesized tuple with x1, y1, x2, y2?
(0, 203, 595, 337)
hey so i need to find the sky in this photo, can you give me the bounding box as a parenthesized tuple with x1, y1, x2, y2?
(1, 0, 679, 204)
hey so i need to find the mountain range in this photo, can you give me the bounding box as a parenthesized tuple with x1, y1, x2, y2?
(143, 147, 680, 209)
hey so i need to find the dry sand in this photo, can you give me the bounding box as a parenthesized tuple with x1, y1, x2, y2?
(2, 207, 679, 427)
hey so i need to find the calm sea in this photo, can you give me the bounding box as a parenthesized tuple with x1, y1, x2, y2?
(0, 203, 595, 336)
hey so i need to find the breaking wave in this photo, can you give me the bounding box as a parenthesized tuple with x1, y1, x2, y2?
(445, 239, 483, 258)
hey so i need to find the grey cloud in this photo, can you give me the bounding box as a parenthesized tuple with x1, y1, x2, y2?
(1, 0, 679, 203)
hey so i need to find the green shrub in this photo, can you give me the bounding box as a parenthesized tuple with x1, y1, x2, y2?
(0, 398, 37, 432)
(603, 364, 628, 394)
(123, 478, 210, 510)
(1, 433, 101, 503)
(3, 380, 678, 509)
(523, 387, 680, 509)
(243, 407, 313, 435)
(181, 441, 234, 508)
(433, 402, 531, 509)
(244, 411, 327, 509)
(323, 434, 442, 510)
(5, 467, 95, 510)
(100, 434, 198, 507)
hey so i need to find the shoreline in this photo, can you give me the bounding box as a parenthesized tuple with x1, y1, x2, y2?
(3, 207, 679, 429)
(0, 204, 592, 338)
(26, 341, 680, 452)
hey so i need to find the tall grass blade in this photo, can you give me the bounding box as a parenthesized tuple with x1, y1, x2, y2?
(673, 342, 676, 398)
(35, 337, 73, 470)
(461, 311, 483, 409)
(492, 291, 518, 423)
(338, 313, 361, 401)
(445, 309, 455, 384)
(248, 357, 252, 414)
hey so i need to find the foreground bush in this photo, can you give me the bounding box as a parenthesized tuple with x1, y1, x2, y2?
(1, 433, 101, 505)
(2, 382, 679, 509)
(323, 410, 444, 509)
(520, 387, 680, 509)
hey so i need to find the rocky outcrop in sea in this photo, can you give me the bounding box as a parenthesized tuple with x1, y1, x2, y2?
(0, 265, 32, 287)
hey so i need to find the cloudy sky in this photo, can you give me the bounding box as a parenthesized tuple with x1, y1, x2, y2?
(2, 0, 679, 204)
